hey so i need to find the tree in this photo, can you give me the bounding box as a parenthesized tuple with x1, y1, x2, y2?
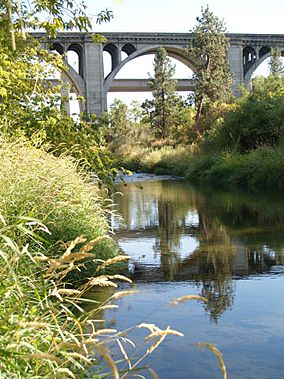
(107, 99, 130, 148)
(1, 0, 113, 50)
(187, 6, 232, 121)
(0, 1, 118, 183)
(142, 47, 181, 138)
(269, 48, 284, 76)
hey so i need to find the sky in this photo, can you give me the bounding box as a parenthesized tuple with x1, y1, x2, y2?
(72, 0, 284, 108)
(90, 0, 284, 34)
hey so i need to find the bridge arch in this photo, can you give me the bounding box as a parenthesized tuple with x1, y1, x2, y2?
(244, 47, 284, 85)
(48, 44, 86, 113)
(243, 45, 257, 76)
(104, 44, 196, 96)
(121, 43, 137, 56)
(67, 43, 84, 77)
(62, 65, 86, 113)
(51, 42, 64, 55)
(104, 43, 120, 71)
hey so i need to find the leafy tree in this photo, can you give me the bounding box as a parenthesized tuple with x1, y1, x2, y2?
(1, 0, 113, 49)
(251, 75, 284, 100)
(142, 47, 182, 138)
(0, 1, 118, 183)
(269, 48, 284, 76)
(105, 99, 130, 148)
(203, 76, 284, 153)
(187, 6, 232, 121)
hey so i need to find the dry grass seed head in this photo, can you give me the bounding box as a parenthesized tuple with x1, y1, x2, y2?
(93, 344, 119, 379)
(148, 367, 160, 379)
(110, 290, 139, 301)
(138, 324, 183, 354)
(95, 255, 130, 273)
(194, 342, 227, 379)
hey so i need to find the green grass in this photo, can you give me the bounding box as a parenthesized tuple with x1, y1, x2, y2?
(0, 218, 135, 378)
(0, 139, 117, 277)
(186, 146, 284, 191)
(120, 141, 284, 192)
(120, 145, 194, 176)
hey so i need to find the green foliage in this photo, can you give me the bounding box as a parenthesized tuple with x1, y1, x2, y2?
(142, 47, 187, 139)
(0, 0, 113, 49)
(186, 147, 284, 191)
(269, 49, 284, 76)
(120, 145, 195, 176)
(251, 75, 284, 99)
(202, 76, 284, 153)
(0, 140, 117, 267)
(0, 1, 117, 184)
(187, 6, 232, 120)
(104, 99, 154, 154)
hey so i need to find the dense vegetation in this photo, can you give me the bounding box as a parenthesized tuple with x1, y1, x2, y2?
(105, 7, 284, 192)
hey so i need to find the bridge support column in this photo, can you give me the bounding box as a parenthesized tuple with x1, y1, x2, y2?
(61, 74, 71, 115)
(84, 43, 105, 115)
(228, 45, 244, 96)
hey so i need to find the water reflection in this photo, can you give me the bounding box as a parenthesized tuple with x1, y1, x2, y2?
(113, 179, 284, 321)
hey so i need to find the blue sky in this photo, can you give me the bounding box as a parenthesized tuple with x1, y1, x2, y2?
(75, 0, 284, 106)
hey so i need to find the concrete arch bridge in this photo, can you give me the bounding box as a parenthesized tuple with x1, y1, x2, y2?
(34, 32, 284, 115)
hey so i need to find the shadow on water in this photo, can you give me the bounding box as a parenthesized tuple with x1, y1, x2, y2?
(113, 179, 284, 322)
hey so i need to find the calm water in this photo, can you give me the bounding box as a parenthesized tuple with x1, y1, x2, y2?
(106, 177, 284, 378)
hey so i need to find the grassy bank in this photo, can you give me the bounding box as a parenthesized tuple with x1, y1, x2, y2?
(186, 146, 284, 191)
(120, 143, 284, 192)
(0, 219, 133, 378)
(0, 140, 230, 379)
(119, 145, 194, 176)
(0, 140, 117, 278)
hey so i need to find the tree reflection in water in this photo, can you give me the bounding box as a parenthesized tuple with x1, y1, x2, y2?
(113, 179, 284, 321)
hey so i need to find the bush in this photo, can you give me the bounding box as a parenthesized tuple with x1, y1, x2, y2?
(220, 97, 284, 151)
(201, 77, 284, 153)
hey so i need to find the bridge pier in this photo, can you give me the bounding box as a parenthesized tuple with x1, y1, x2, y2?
(228, 44, 244, 96)
(84, 43, 106, 115)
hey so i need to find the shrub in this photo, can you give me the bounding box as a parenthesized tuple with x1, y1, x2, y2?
(201, 77, 284, 153)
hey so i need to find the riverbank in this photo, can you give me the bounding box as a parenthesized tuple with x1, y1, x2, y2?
(119, 145, 284, 192)
(119, 145, 194, 177)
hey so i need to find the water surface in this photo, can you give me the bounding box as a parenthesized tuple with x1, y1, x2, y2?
(106, 178, 284, 378)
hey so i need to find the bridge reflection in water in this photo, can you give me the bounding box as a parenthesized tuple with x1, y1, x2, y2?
(113, 179, 284, 321)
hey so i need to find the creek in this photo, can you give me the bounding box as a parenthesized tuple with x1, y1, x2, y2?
(103, 175, 284, 378)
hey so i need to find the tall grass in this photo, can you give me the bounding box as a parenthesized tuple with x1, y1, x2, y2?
(186, 146, 284, 191)
(120, 145, 195, 177)
(0, 139, 117, 277)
